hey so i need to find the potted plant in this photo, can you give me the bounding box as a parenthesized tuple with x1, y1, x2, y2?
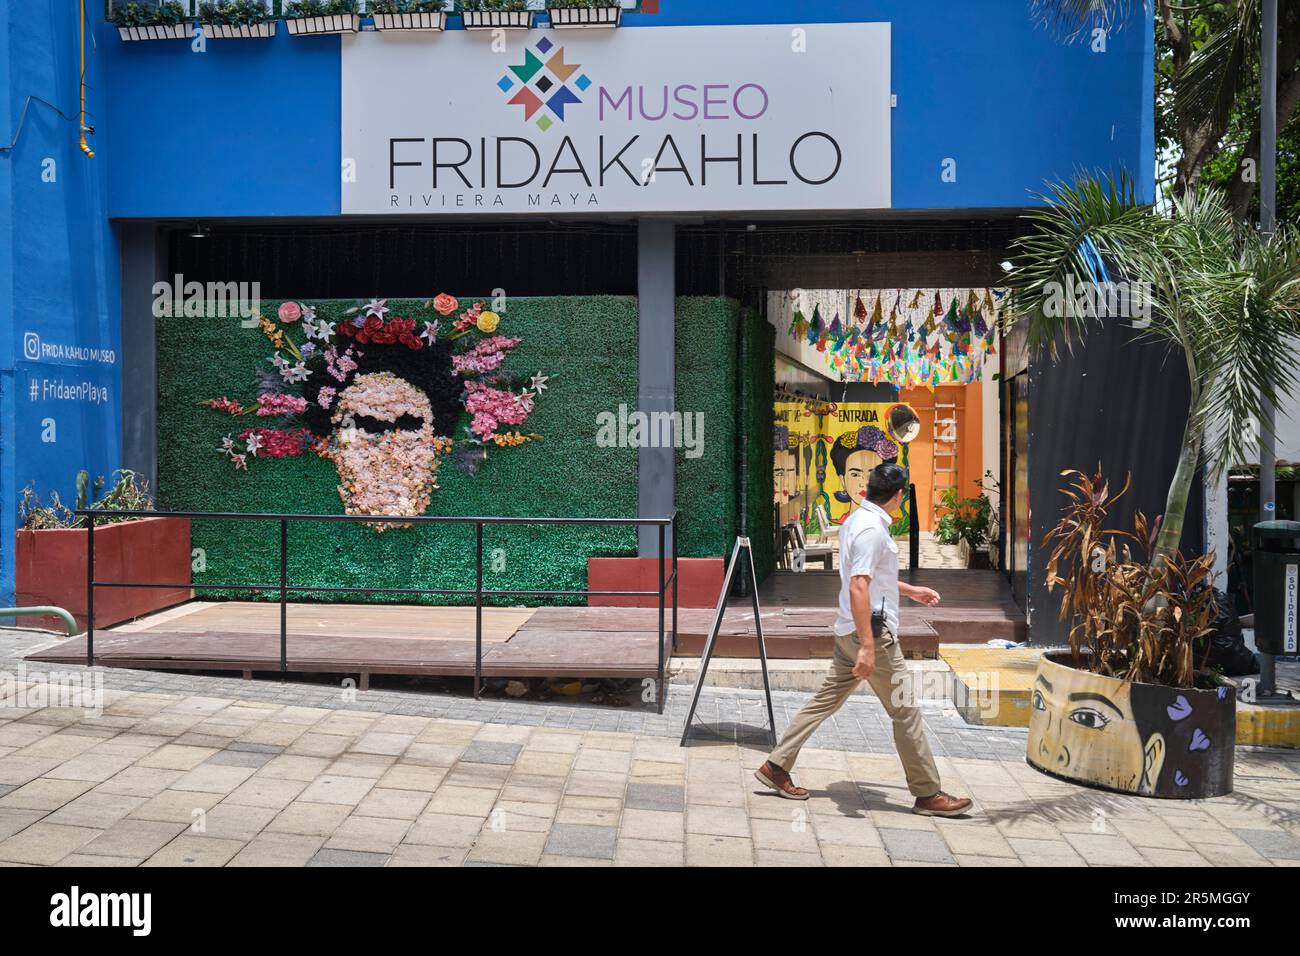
(1005, 179, 1300, 798)
(546, 0, 621, 29)
(933, 479, 994, 569)
(285, 0, 361, 35)
(112, 1, 192, 41)
(459, 0, 533, 31)
(370, 0, 448, 31)
(15, 470, 192, 633)
(1029, 468, 1236, 798)
(199, 0, 277, 38)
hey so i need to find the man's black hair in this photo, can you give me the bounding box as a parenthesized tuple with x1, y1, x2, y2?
(866, 462, 908, 505)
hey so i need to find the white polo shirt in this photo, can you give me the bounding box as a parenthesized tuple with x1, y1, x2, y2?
(834, 499, 900, 637)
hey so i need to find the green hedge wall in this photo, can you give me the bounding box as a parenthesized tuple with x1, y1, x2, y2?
(157, 296, 640, 605)
(741, 308, 777, 584)
(674, 297, 739, 559)
(158, 294, 753, 604)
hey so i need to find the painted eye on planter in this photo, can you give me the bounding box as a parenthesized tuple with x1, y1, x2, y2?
(1032, 690, 1046, 711)
(1067, 708, 1110, 730)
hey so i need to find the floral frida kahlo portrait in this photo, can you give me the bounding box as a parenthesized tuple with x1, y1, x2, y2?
(202, 295, 549, 528)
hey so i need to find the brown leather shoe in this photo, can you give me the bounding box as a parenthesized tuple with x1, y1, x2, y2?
(912, 791, 973, 817)
(754, 761, 809, 800)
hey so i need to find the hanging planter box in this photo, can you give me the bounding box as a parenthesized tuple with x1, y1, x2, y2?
(201, 20, 278, 38)
(460, 9, 533, 30)
(547, 6, 620, 29)
(286, 13, 361, 35)
(372, 11, 448, 30)
(117, 23, 194, 41)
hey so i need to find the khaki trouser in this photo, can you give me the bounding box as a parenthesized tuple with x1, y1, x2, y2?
(768, 629, 941, 798)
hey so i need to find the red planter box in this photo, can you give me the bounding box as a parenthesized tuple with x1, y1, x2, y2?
(587, 556, 725, 608)
(15, 517, 192, 632)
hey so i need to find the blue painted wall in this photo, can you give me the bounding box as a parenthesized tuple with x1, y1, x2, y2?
(1, 2, 123, 606)
(102, 1, 1155, 218)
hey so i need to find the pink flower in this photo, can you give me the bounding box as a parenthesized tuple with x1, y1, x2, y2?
(278, 302, 302, 323)
(452, 335, 521, 375)
(256, 392, 308, 417)
(463, 380, 531, 440)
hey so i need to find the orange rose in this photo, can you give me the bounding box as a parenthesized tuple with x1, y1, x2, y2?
(433, 293, 459, 316)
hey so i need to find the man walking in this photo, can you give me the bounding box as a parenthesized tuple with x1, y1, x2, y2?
(756, 463, 972, 817)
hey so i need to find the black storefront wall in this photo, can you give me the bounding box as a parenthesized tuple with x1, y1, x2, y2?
(1027, 322, 1205, 646)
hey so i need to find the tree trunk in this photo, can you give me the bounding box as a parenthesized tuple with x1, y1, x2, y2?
(1228, 60, 1300, 223)
(1153, 411, 1203, 567)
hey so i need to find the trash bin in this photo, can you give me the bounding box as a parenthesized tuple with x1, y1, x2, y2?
(1253, 521, 1300, 655)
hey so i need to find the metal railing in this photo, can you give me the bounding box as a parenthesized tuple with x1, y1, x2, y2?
(78, 509, 679, 713)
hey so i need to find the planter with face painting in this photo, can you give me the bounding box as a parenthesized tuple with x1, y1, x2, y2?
(1028, 652, 1236, 799)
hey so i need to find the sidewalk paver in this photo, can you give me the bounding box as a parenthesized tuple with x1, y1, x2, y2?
(3, 627, 1300, 866)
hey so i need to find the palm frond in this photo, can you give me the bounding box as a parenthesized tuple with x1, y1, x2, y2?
(1004, 171, 1156, 357)
(1199, 222, 1300, 471)
(1176, 0, 1261, 138)
(1027, 0, 1147, 41)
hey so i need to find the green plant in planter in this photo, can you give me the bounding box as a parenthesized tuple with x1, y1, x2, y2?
(1043, 468, 1219, 688)
(285, 0, 358, 15)
(547, 0, 608, 9)
(369, 0, 446, 12)
(459, 0, 529, 12)
(19, 469, 154, 530)
(933, 480, 992, 550)
(112, 1, 188, 26)
(198, 0, 273, 24)
(1005, 176, 1300, 570)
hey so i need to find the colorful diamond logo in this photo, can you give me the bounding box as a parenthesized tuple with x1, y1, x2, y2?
(499, 40, 589, 129)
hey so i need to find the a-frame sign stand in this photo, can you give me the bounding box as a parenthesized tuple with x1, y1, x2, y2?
(680, 537, 777, 747)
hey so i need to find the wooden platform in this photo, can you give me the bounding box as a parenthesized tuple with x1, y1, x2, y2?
(29, 602, 667, 681)
(26, 567, 1025, 681)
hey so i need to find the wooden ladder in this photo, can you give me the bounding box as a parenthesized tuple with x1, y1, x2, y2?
(932, 399, 959, 502)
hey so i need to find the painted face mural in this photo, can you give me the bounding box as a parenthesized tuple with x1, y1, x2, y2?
(1027, 656, 1235, 798)
(202, 297, 548, 527)
(830, 426, 898, 507)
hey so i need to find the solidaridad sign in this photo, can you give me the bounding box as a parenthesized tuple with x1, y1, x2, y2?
(341, 22, 891, 214)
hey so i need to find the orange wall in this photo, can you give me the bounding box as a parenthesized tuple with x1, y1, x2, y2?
(898, 382, 984, 531)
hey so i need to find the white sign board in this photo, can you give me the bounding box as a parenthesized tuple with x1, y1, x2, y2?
(341, 23, 891, 215)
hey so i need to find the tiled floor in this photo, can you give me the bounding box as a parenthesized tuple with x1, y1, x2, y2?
(3, 628, 1300, 867)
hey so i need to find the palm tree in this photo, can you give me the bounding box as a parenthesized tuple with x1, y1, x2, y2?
(1005, 173, 1300, 566)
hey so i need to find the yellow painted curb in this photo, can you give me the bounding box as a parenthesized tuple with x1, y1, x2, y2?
(939, 646, 1038, 728)
(1234, 702, 1300, 747)
(938, 645, 1300, 747)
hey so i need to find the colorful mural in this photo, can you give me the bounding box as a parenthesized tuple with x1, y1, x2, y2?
(199, 296, 549, 528)
(773, 399, 917, 534)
